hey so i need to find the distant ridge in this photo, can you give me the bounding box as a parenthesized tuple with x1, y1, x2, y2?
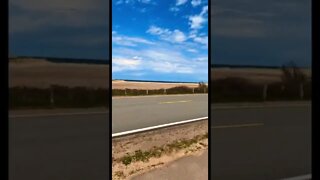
(9, 56, 109, 65)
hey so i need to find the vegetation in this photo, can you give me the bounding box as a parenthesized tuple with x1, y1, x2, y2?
(9, 85, 109, 109)
(112, 83, 208, 96)
(211, 62, 311, 103)
(119, 133, 208, 166)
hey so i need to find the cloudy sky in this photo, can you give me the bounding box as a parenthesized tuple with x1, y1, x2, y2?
(212, 0, 311, 67)
(9, 0, 109, 60)
(112, 0, 208, 82)
(9, 0, 311, 68)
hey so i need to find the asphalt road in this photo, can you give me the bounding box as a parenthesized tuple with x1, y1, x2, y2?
(112, 94, 208, 134)
(211, 102, 311, 180)
(9, 110, 109, 180)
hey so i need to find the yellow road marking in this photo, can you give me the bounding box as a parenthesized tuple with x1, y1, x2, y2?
(159, 100, 192, 104)
(213, 123, 264, 129)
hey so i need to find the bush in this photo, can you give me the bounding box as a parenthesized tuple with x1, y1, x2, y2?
(166, 86, 193, 94)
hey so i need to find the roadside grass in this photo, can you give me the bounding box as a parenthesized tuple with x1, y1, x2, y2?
(117, 133, 208, 166)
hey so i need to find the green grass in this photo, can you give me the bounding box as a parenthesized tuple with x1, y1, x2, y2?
(119, 133, 208, 166)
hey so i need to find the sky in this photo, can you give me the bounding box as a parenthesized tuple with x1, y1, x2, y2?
(9, 0, 109, 60)
(211, 0, 311, 67)
(9, 0, 311, 68)
(112, 0, 208, 82)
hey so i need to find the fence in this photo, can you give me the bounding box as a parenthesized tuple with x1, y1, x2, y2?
(211, 78, 311, 103)
(9, 85, 109, 109)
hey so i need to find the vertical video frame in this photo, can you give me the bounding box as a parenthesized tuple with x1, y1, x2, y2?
(112, 0, 209, 179)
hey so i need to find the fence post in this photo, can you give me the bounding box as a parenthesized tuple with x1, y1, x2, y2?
(263, 84, 268, 101)
(146, 89, 149, 95)
(192, 88, 194, 94)
(164, 89, 166, 94)
(50, 85, 55, 107)
(125, 89, 127, 96)
(300, 83, 304, 100)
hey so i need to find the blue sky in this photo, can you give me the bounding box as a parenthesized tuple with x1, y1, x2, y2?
(9, 0, 311, 68)
(112, 0, 208, 82)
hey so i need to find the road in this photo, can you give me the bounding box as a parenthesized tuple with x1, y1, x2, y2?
(9, 109, 109, 180)
(211, 102, 311, 180)
(112, 94, 208, 134)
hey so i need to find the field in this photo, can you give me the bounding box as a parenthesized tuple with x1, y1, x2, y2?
(211, 67, 311, 84)
(112, 80, 199, 90)
(10, 59, 311, 89)
(9, 58, 109, 88)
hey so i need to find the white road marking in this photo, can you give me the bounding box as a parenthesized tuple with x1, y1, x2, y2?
(281, 174, 312, 180)
(159, 100, 192, 104)
(112, 116, 208, 138)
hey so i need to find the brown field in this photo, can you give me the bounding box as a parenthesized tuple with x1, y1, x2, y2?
(212, 67, 311, 84)
(9, 58, 109, 88)
(112, 80, 199, 90)
(9, 59, 311, 89)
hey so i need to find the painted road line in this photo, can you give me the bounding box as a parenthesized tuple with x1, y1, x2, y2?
(159, 100, 192, 104)
(212, 123, 264, 129)
(281, 174, 312, 180)
(112, 116, 208, 138)
(9, 111, 107, 118)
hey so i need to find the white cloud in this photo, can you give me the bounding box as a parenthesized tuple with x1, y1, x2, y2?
(188, 5, 208, 29)
(169, 7, 180, 12)
(112, 57, 142, 72)
(191, 0, 201, 7)
(189, 15, 206, 29)
(187, 48, 198, 53)
(193, 36, 207, 45)
(112, 45, 206, 75)
(113, 34, 154, 46)
(172, 30, 187, 42)
(147, 26, 171, 36)
(147, 26, 186, 43)
(176, 0, 188, 6)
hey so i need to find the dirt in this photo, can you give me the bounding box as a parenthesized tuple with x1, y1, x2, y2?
(112, 120, 208, 180)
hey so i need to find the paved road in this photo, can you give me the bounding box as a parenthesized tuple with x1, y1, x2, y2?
(112, 94, 208, 134)
(9, 110, 109, 180)
(211, 102, 311, 180)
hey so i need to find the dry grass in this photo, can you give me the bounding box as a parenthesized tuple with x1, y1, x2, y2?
(112, 80, 199, 90)
(211, 67, 311, 84)
(112, 120, 208, 180)
(9, 58, 109, 88)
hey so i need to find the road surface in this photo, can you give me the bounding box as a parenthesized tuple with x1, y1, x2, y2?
(9, 109, 109, 180)
(112, 94, 208, 134)
(211, 102, 311, 180)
